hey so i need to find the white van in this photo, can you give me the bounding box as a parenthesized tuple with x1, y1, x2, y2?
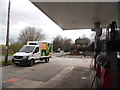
(12, 41, 52, 66)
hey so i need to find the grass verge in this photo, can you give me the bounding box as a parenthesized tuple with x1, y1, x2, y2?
(0, 54, 13, 57)
(0, 60, 13, 66)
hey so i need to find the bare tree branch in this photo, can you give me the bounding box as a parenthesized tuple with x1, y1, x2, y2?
(18, 27, 45, 44)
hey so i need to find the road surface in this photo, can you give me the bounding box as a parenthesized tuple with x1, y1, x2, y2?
(2, 56, 94, 89)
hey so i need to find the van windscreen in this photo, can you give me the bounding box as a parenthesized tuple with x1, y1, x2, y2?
(19, 46, 35, 53)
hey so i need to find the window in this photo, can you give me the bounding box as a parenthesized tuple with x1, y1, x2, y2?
(34, 47, 39, 53)
(19, 46, 35, 53)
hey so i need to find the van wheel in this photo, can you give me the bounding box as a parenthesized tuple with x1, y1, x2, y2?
(30, 60, 35, 66)
(48, 58, 49, 62)
(45, 58, 49, 63)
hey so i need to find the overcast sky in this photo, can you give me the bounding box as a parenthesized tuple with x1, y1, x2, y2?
(0, 0, 93, 44)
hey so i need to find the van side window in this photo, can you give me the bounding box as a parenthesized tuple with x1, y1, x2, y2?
(35, 47, 39, 53)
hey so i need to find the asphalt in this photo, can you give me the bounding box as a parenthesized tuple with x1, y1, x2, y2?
(56, 67, 91, 88)
(10, 64, 65, 82)
(1, 56, 103, 89)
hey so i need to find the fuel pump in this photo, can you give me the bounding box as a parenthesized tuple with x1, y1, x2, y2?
(91, 22, 102, 70)
(91, 21, 120, 88)
(100, 21, 120, 88)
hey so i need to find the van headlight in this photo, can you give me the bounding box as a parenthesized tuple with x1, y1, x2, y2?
(23, 56, 29, 60)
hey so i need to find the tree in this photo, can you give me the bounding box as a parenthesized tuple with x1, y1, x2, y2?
(62, 38, 73, 52)
(0, 44, 6, 55)
(9, 42, 23, 54)
(53, 35, 73, 52)
(75, 37, 90, 46)
(0, 42, 23, 56)
(18, 27, 45, 44)
(53, 35, 63, 52)
(86, 41, 94, 51)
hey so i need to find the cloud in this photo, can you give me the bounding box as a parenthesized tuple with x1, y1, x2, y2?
(1, 0, 64, 44)
(1, 0, 93, 44)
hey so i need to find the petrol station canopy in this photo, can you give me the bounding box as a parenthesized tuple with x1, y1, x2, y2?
(30, 0, 120, 30)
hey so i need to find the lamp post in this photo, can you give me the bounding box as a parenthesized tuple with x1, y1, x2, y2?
(5, 0, 11, 65)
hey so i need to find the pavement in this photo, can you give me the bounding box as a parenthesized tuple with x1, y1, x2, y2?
(1, 56, 102, 89)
